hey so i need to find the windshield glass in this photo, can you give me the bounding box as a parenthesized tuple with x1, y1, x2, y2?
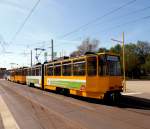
(106, 55, 121, 76)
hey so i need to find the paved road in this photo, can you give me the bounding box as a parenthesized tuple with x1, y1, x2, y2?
(0, 80, 150, 129)
(125, 81, 150, 100)
(126, 81, 150, 93)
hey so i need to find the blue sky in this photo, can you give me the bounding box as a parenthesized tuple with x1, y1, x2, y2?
(0, 0, 150, 68)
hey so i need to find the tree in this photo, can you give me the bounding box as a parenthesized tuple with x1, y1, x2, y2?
(70, 51, 80, 57)
(98, 47, 109, 53)
(125, 43, 139, 78)
(136, 41, 150, 64)
(110, 44, 121, 54)
(142, 55, 150, 74)
(70, 38, 99, 57)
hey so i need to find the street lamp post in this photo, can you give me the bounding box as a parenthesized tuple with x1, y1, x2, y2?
(111, 32, 126, 92)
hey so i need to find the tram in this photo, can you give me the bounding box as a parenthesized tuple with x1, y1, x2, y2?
(14, 67, 27, 84)
(26, 64, 44, 88)
(7, 52, 123, 101)
(44, 53, 123, 100)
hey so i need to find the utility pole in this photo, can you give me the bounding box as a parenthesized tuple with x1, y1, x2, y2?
(31, 50, 32, 67)
(111, 32, 126, 92)
(122, 32, 126, 92)
(34, 48, 45, 63)
(51, 39, 54, 61)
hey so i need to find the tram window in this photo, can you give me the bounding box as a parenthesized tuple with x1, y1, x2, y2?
(20, 69, 23, 75)
(35, 68, 40, 76)
(19, 70, 22, 75)
(87, 57, 97, 76)
(106, 56, 121, 76)
(17, 70, 19, 75)
(62, 63, 72, 76)
(24, 69, 27, 76)
(29, 69, 32, 76)
(47, 65, 53, 76)
(15, 71, 17, 75)
(26, 70, 28, 75)
(73, 60, 85, 76)
(99, 56, 106, 76)
(13, 71, 15, 76)
(17, 70, 20, 75)
(39, 68, 41, 76)
(54, 64, 61, 76)
(27, 69, 31, 76)
(21, 70, 23, 75)
(22, 69, 24, 76)
(31, 68, 36, 76)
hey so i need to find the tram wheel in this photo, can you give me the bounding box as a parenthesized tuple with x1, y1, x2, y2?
(104, 92, 121, 105)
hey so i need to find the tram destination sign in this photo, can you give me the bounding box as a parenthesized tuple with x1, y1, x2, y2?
(107, 56, 119, 61)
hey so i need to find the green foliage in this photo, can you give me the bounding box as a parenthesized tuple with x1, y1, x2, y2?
(98, 48, 109, 53)
(110, 44, 121, 54)
(109, 41, 150, 78)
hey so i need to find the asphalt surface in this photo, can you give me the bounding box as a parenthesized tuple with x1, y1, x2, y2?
(0, 80, 150, 129)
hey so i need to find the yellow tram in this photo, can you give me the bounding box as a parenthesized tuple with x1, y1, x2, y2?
(9, 68, 27, 84)
(10, 69, 15, 82)
(14, 67, 27, 84)
(44, 53, 123, 100)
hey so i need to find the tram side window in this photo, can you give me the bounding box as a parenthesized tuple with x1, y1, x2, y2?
(12, 71, 14, 76)
(21, 70, 23, 75)
(35, 67, 41, 76)
(15, 71, 18, 75)
(19, 70, 22, 75)
(39, 68, 41, 76)
(22, 69, 24, 76)
(73, 60, 85, 76)
(99, 56, 106, 76)
(31, 69, 35, 76)
(35, 68, 40, 76)
(17, 70, 20, 75)
(62, 63, 72, 76)
(47, 65, 53, 76)
(27, 69, 31, 76)
(87, 57, 97, 76)
(54, 64, 61, 76)
(20, 69, 23, 76)
(27, 69, 29, 76)
(24, 69, 27, 76)
(16, 70, 19, 75)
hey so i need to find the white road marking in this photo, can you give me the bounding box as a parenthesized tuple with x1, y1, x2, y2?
(0, 96, 20, 129)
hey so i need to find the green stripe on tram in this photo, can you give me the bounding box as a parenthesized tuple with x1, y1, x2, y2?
(48, 79, 85, 89)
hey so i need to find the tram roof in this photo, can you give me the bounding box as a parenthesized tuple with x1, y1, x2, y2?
(45, 52, 120, 65)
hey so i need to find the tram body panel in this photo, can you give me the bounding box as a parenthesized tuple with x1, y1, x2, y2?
(10, 76, 15, 82)
(14, 75, 26, 84)
(26, 76, 42, 88)
(44, 76, 85, 90)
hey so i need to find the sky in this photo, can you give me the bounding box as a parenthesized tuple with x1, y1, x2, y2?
(0, 0, 150, 68)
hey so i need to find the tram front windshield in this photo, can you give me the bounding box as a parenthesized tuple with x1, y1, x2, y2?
(106, 55, 121, 76)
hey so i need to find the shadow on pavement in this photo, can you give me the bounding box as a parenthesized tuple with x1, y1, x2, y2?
(44, 89, 150, 110)
(118, 95, 150, 110)
(64, 94, 150, 110)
